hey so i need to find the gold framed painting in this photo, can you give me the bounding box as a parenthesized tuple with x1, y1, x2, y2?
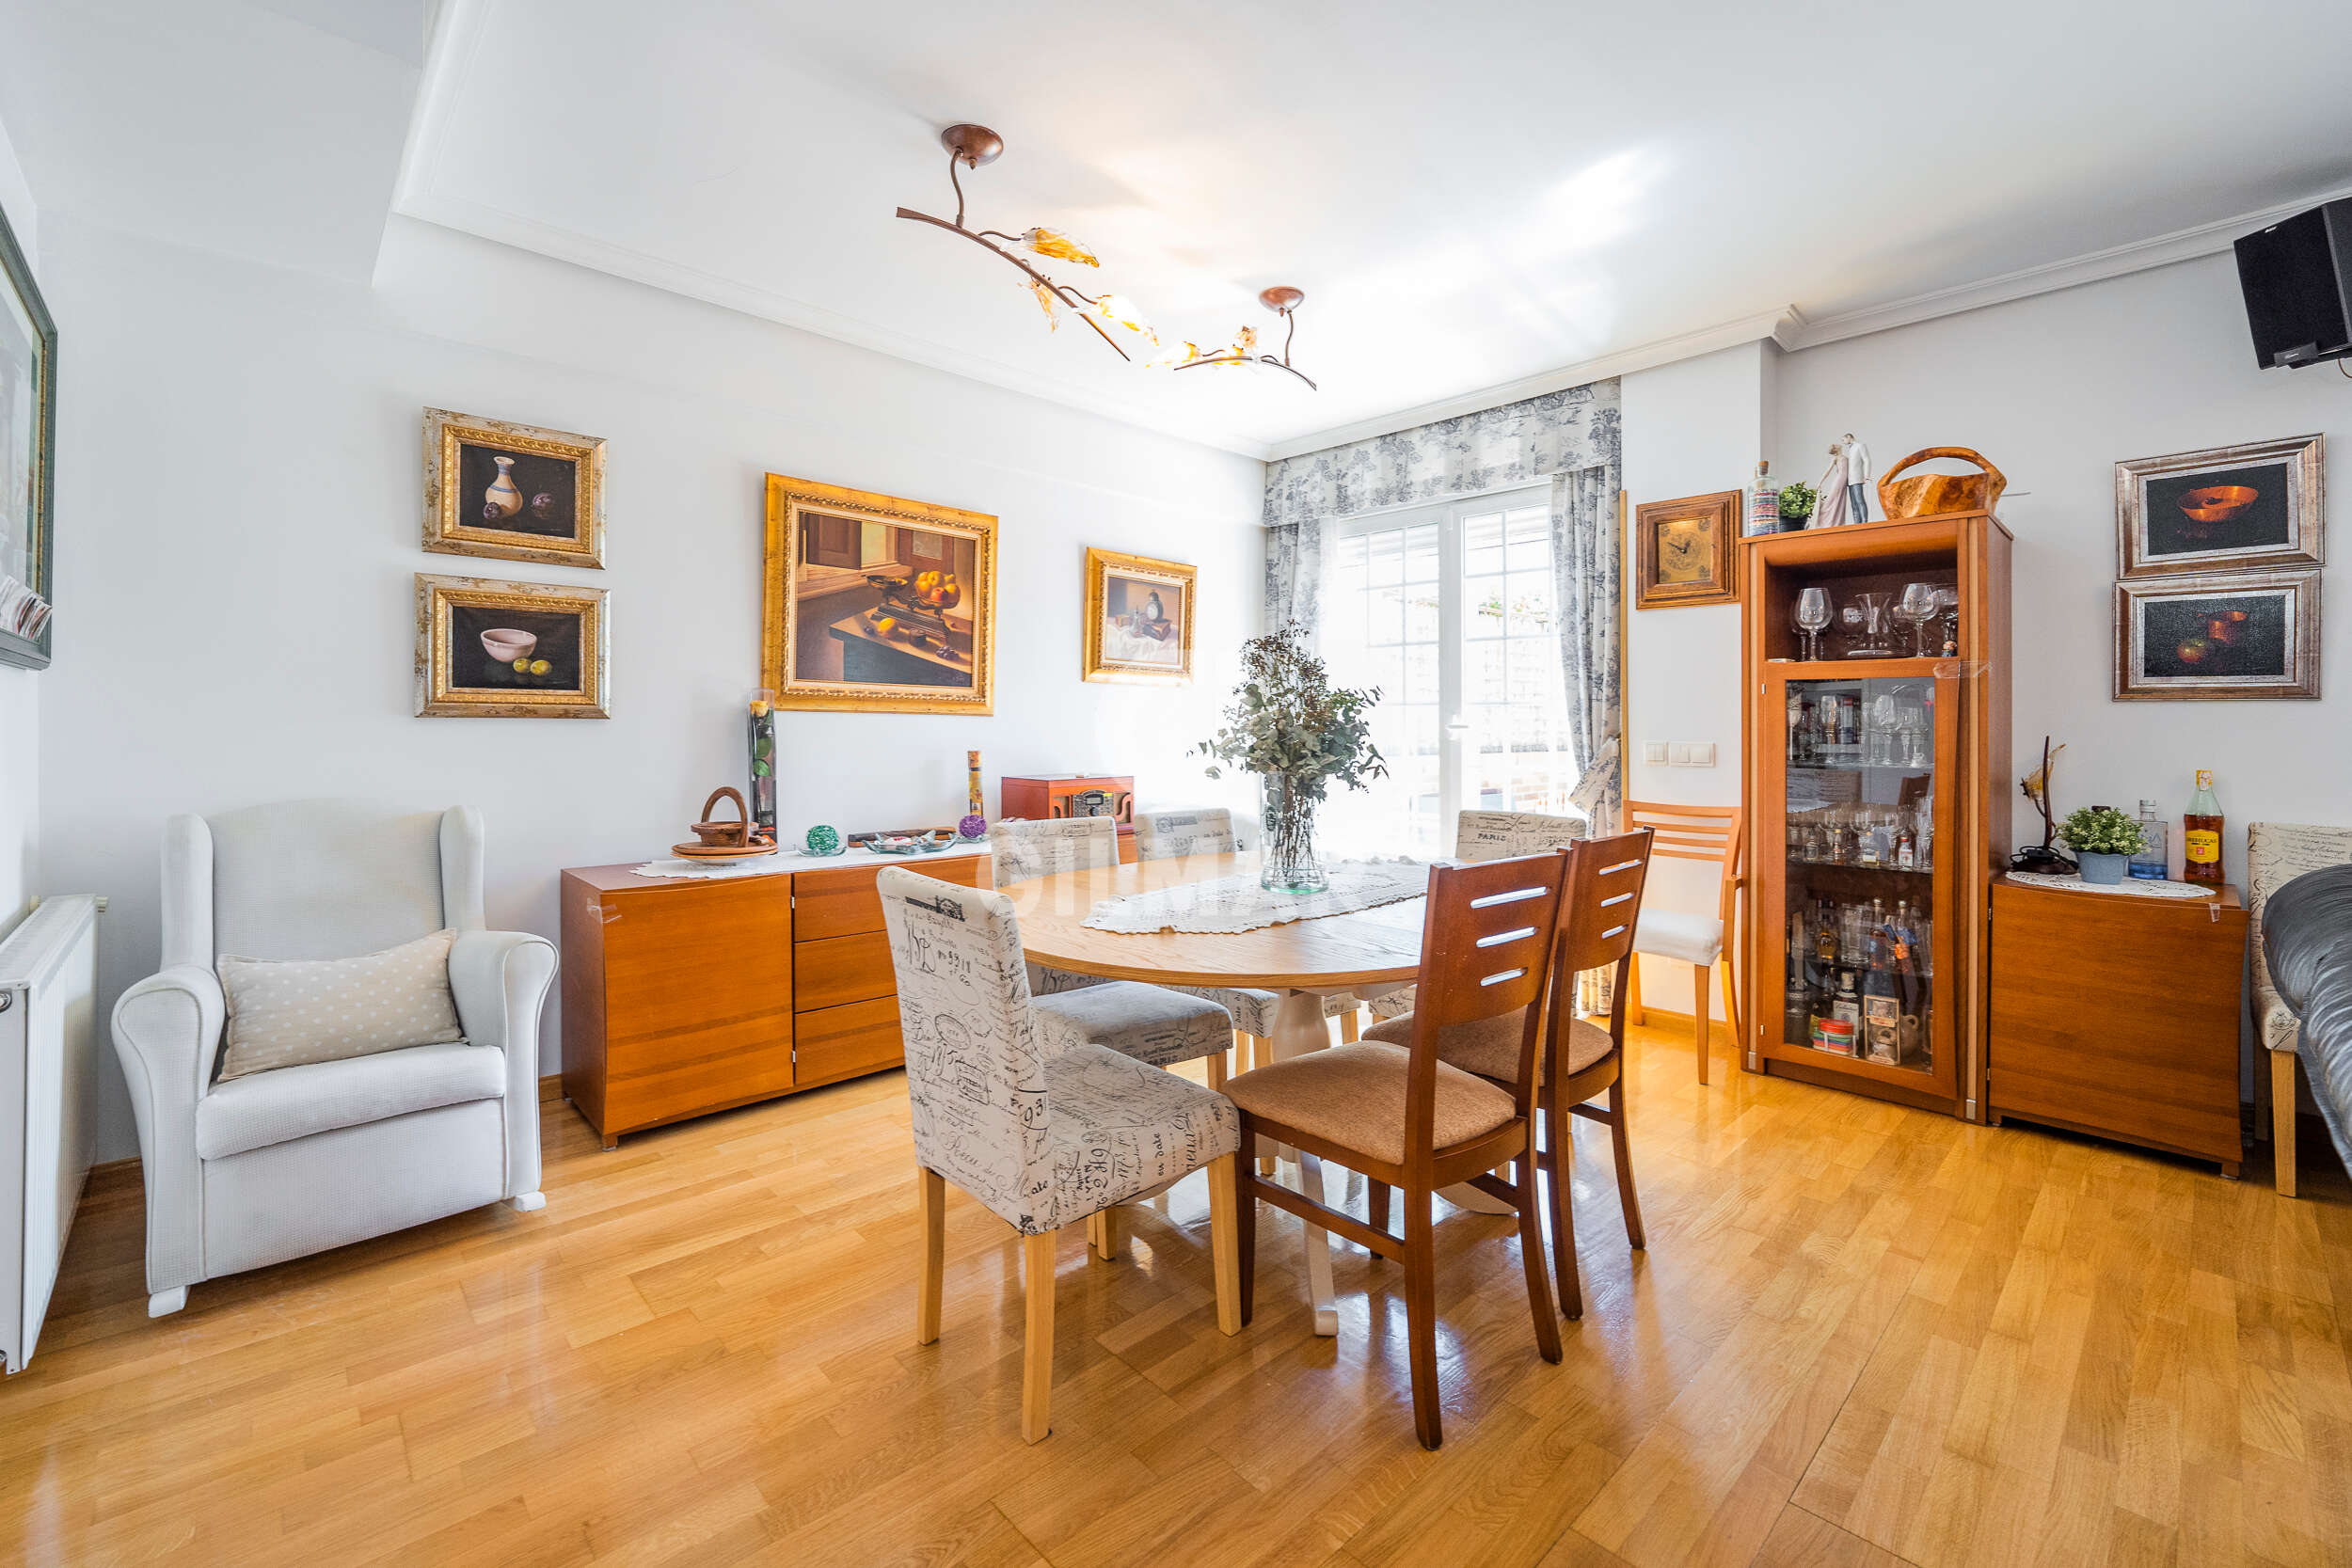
(1633, 490, 1740, 609)
(422, 407, 606, 567)
(761, 474, 995, 715)
(415, 573, 610, 719)
(1083, 547, 1195, 685)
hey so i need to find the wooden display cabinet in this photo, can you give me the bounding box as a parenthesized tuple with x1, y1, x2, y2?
(1739, 512, 2011, 1118)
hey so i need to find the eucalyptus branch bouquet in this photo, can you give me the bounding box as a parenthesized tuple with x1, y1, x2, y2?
(1197, 626, 1385, 891)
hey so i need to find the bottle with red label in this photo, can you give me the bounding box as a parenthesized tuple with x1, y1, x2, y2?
(2183, 769, 2224, 885)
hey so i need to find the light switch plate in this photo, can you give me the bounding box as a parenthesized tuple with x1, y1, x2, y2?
(1643, 741, 1669, 766)
(1667, 741, 1718, 768)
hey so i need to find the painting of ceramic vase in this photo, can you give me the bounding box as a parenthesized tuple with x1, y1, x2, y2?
(483, 454, 525, 520)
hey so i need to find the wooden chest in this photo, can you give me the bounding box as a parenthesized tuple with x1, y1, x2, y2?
(560, 851, 991, 1148)
(1986, 877, 2249, 1175)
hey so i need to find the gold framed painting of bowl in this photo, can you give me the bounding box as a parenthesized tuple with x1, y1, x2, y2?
(2115, 433, 2322, 578)
(415, 573, 610, 718)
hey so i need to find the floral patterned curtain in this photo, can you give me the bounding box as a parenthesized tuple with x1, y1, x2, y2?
(1261, 381, 1622, 825)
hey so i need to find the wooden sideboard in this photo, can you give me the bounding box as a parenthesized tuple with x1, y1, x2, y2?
(560, 849, 991, 1148)
(1986, 876, 2249, 1176)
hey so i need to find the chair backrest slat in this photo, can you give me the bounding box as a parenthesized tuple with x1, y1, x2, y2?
(1546, 830, 1659, 1069)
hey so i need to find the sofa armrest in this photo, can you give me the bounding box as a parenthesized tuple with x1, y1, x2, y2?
(110, 965, 226, 1295)
(448, 929, 557, 1198)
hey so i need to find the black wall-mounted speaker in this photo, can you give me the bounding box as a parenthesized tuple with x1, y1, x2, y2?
(2234, 198, 2352, 370)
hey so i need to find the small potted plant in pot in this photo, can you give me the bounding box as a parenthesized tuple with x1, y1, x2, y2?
(2058, 805, 2146, 884)
(1777, 480, 1818, 531)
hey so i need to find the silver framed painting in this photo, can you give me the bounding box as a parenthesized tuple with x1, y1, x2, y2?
(0, 194, 56, 670)
(2114, 433, 2322, 579)
(2113, 569, 2320, 702)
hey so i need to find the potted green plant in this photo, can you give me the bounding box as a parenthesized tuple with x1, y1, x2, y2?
(1197, 626, 1386, 893)
(1777, 480, 1818, 531)
(2058, 805, 2146, 884)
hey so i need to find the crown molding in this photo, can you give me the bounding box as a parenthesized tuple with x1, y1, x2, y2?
(1260, 307, 1799, 463)
(1782, 182, 2352, 351)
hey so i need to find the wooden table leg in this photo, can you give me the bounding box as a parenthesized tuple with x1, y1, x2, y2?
(1269, 988, 1340, 1337)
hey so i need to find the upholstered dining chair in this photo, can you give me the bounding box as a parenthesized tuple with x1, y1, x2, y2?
(1224, 851, 1570, 1449)
(1621, 800, 1744, 1085)
(985, 816, 1234, 1090)
(1130, 804, 1362, 1082)
(2248, 821, 2352, 1196)
(1366, 808, 1590, 1022)
(877, 866, 1243, 1444)
(1364, 830, 1655, 1319)
(109, 801, 555, 1317)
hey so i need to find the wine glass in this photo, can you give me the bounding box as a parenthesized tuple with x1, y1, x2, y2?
(1897, 582, 1940, 657)
(1795, 587, 1831, 661)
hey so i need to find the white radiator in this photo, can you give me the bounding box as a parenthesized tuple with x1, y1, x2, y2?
(0, 894, 102, 1374)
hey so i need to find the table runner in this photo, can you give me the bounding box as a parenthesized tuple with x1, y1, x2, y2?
(1082, 859, 1431, 935)
(2003, 871, 2216, 900)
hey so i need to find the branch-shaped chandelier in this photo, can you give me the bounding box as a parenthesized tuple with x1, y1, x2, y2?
(895, 123, 1316, 390)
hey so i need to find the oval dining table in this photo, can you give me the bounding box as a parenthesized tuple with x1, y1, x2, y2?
(1000, 849, 1498, 1337)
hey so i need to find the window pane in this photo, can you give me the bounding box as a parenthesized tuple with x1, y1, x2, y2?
(1463, 513, 1505, 578)
(1464, 575, 1505, 639)
(1369, 530, 1404, 587)
(1504, 506, 1549, 569)
(1405, 525, 1439, 584)
(1507, 572, 1552, 638)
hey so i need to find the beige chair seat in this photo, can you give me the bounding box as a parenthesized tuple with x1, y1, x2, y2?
(196, 1041, 506, 1161)
(1364, 1009, 1613, 1085)
(1223, 1041, 1516, 1167)
(1632, 908, 1724, 966)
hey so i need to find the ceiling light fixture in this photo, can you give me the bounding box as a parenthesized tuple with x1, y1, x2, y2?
(1168, 287, 1318, 390)
(894, 123, 1155, 362)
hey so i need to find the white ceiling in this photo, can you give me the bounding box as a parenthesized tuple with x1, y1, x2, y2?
(9, 2, 2351, 460)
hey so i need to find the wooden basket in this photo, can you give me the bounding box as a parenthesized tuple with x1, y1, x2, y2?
(1876, 447, 2007, 520)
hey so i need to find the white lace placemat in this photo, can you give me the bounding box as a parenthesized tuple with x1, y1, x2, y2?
(1083, 860, 1431, 934)
(2004, 871, 2217, 899)
(630, 857, 797, 880)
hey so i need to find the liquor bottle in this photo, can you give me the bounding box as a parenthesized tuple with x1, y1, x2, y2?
(1814, 899, 1838, 970)
(1785, 911, 1812, 1045)
(1748, 460, 1784, 537)
(2130, 799, 2169, 880)
(1837, 695, 1858, 748)
(1862, 931, 1902, 1062)
(1831, 967, 1863, 1054)
(1895, 819, 1917, 870)
(2183, 770, 2224, 885)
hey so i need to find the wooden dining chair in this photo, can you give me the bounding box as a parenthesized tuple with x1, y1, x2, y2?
(1621, 800, 1744, 1084)
(1224, 852, 1569, 1449)
(1365, 808, 1590, 1022)
(878, 867, 1244, 1443)
(1533, 830, 1656, 1317)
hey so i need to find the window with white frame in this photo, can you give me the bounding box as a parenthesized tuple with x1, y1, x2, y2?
(1318, 485, 1579, 858)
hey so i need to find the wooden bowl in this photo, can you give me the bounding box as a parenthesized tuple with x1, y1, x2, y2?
(669, 840, 777, 861)
(2178, 484, 2257, 525)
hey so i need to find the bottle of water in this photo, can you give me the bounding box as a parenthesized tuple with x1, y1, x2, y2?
(2130, 799, 2168, 880)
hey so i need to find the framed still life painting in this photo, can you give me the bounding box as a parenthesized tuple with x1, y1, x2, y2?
(762, 473, 996, 715)
(2115, 434, 2322, 578)
(415, 574, 610, 718)
(2113, 569, 2319, 701)
(1083, 547, 1194, 685)
(422, 407, 607, 568)
(0, 195, 56, 670)
(1633, 490, 1739, 609)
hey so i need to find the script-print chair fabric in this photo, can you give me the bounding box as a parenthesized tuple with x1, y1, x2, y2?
(1366, 809, 1592, 1022)
(1131, 804, 1359, 1041)
(879, 866, 1243, 1442)
(986, 816, 1233, 1069)
(108, 800, 556, 1319)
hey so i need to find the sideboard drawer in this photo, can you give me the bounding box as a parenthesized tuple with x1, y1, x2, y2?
(794, 928, 896, 1011)
(795, 996, 904, 1085)
(794, 853, 991, 942)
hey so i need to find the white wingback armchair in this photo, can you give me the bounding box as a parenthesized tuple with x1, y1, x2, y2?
(110, 801, 556, 1317)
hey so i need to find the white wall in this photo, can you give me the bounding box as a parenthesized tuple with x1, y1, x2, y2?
(40, 213, 1263, 1161)
(1777, 253, 2350, 890)
(1619, 341, 1764, 1018)
(0, 111, 38, 935)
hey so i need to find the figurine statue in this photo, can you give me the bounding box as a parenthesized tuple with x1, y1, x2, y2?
(1810, 443, 1850, 529)
(1843, 435, 1872, 525)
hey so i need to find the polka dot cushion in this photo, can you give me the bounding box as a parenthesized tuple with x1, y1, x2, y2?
(215, 928, 466, 1081)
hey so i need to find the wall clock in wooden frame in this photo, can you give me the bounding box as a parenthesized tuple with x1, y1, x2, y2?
(1633, 489, 1740, 610)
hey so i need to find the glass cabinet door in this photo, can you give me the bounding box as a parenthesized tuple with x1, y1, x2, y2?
(1761, 667, 1959, 1093)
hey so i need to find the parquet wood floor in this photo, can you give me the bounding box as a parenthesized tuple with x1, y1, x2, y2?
(6, 1022, 2349, 1567)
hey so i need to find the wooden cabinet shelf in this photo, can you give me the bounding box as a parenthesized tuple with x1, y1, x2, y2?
(1739, 512, 2012, 1118)
(560, 850, 990, 1148)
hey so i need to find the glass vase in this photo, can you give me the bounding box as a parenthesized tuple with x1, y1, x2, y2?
(746, 689, 778, 845)
(1258, 774, 1328, 895)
